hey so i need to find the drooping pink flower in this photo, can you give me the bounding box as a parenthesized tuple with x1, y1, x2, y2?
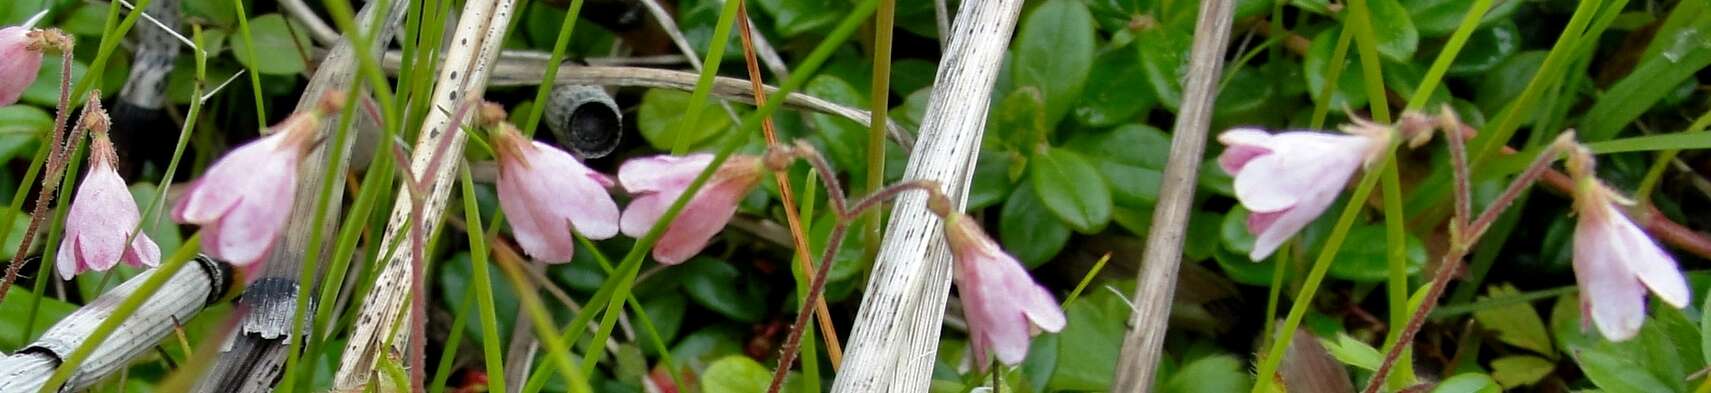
(1217, 126, 1389, 260)
(493, 124, 620, 263)
(1565, 145, 1688, 341)
(618, 153, 764, 265)
(173, 107, 328, 267)
(942, 213, 1066, 369)
(0, 26, 44, 107)
(57, 130, 159, 279)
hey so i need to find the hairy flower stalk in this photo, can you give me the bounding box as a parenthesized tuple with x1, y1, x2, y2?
(172, 95, 343, 274)
(619, 153, 765, 264)
(0, 25, 73, 304)
(763, 141, 1060, 392)
(491, 120, 621, 263)
(1564, 139, 1688, 341)
(1218, 122, 1391, 260)
(57, 110, 159, 279)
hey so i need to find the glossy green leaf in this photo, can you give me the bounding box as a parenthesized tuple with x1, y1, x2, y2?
(1321, 225, 1426, 283)
(1001, 180, 1072, 268)
(1063, 124, 1167, 207)
(1162, 355, 1252, 393)
(701, 355, 775, 393)
(1136, 24, 1192, 110)
(1304, 28, 1369, 109)
(1368, 0, 1420, 62)
(1029, 147, 1113, 233)
(968, 149, 1017, 210)
(1489, 355, 1553, 389)
(1074, 44, 1154, 127)
(679, 257, 768, 323)
(438, 253, 519, 343)
(805, 75, 869, 174)
(1471, 284, 1555, 357)
(753, 0, 841, 37)
(1013, 0, 1096, 128)
(1214, 65, 1277, 119)
(1473, 50, 1546, 119)
(1048, 283, 1124, 390)
(230, 14, 314, 75)
(638, 89, 734, 151)
(1402, 0, 1524, 37)
(635, 292, 687, 356)
(1447, 21, 1520, 76)
(0, 105, 47, 162)
(1430, 373, 1499, 393)
(1574, 348, 1674, 393)
(1085, 0, 1155, 31)
(991, 87, 1049, 151)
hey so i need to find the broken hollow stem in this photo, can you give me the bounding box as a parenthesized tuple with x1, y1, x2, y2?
(765, 142, 948, 393)
(1361, 133, 1573, 392)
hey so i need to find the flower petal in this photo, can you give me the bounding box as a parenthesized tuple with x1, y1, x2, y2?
(207, 172, 297, 266)
(618, 154, 712, 194)
(1217, 128, 1274, 173)
(127, 232, 161, 268)
(650, 176, 752, 264)
(174, 133, 293, 224)
(1602, 204, 1689, 308)
(522, 142, 620, 239)
(620, 192, 679, 239)
(55, 235, 80, 280)
(498, 164, 577, 263)
(1575, 213, 1647, 341)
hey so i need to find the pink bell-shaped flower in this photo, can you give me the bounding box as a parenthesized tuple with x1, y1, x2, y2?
(0, 24, 44, 107)
(942, 213, 1066, 369)
(57, 123, 160, 279)
(1217, 125, 1389, 260)
(618, 153, 764, 265)
(173, 104, 332, 267)
(1565, 143, 1688, 341)
(492, 124, 620, 263)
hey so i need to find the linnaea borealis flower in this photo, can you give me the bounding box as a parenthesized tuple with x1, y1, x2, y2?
(940, 211, 1066, 369)
(57, 108, 159, 279)
(173, 96, 342, 268)
(1563, 135, 1688, 341)
(1217, 122, 1390, 260)
(492, 123, 620, 263)
(0, 14, 58, 107)
(618, 153, 765, 265)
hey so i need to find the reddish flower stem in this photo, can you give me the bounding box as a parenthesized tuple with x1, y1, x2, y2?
(0, 42, 85, 304)
(764, 145, 949, 393)
(1363, 140, 1568, 392)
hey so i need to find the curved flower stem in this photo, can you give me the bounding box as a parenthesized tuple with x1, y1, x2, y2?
(764, 145, 949, 393)
(1362, 139, 1568, 392)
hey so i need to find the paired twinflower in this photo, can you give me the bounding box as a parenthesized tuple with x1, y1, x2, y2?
(1560, 135, 1688, 341)
(1, 13, 65, 107)
(1217, 121, 1391, 260)
(172, 95, 343, 270)
(57, 102, 159, 279)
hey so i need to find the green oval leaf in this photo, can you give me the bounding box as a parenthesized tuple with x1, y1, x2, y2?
(680, 257, 768, 323)
(1001, 179, 1072, 268)
(1321, 224, 1427, 283)
(1013, 0, 1096, 128)
(1074, 44, 1155, 127)
(1304, 28, 1369, 109)
(1368, 0, 1420, 62)
(1063, 124, 1168, 207)
(638, 89, 735, 151)
(1029, 147, 1113, 233)
(1447, 20, 1520, 77)
(231, 14, 314, 75)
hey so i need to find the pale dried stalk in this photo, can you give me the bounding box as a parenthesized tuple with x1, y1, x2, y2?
(0, 256, 231, 392)
(331, 0, 517, 389)
(829, 0, 1023, 390)
(195, 1, 407, 390)
(1109, 0, 1235, 391)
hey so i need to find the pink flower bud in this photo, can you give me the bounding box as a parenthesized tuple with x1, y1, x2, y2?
(1217, 127, 1387, 260)
(944, 214, 1065, 369)
(1567, 147, 1688, 341)
(493, 127, 620, 263)
(618, 153, 763, 265)
(173, 111, 323, 268)
(0, 26, 44, 106)
(57, 135, 159, 279)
